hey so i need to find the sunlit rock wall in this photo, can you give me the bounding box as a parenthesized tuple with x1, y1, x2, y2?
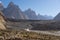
(0, 11, 6, 30)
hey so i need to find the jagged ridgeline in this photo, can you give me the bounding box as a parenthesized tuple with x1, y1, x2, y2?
(3, 2, 28, 20)
(0, 1, 53, 20)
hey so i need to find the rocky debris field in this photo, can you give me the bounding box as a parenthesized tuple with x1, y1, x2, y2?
(0, 29, 60, 40)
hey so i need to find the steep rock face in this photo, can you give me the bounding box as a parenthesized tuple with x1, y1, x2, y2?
(54, 12, 60, 20)
(24, 9, 38, 20)
(24, 9, 53, 20)
(3, 2, 28, 19)
(0, 3, 4, 11)
(0, 11, 6, 30)
(2, 1, 53, 20)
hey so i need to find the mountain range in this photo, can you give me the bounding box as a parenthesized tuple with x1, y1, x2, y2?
(0, 2, 53, 20)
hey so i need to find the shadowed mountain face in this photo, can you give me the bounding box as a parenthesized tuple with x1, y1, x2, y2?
(24, 9, 53, 20)
(54, 12, 60, 20)
(0, 3, 4, 11)
(24, 9, 38, 20)
(3, 2, 28, 19)
(0, 2, 53, 20)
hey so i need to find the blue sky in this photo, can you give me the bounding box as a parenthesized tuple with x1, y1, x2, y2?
(0, 0, 60, 17)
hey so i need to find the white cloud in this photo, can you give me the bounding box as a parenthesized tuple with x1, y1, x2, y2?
(0, 1, 2, 3)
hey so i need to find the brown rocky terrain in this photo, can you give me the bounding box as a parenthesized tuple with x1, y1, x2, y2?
(0, 29, 60, 40)
(0, 11, 60, 40)
(31, 20, 60, 30)
(5, 19, 60, 30)
(0, 1, 60, 40)
(0, 11, 6, 30)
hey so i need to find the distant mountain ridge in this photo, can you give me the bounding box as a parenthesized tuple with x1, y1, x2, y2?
(0, 2, 53, 20)
(37, 14, 53, 20)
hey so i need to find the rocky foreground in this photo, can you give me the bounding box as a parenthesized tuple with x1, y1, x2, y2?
(0, 29, 60, 40)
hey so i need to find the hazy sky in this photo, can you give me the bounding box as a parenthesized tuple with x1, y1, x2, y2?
(0, 0, 60, 17)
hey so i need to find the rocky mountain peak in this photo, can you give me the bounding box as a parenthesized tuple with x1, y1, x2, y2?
(3, 2, 28, 19)
(8, 2, 15, 8)
(54, 12, 60, 20)
(24, 8, 38, 20)
(26, 8, 35, 13)
(8, 2, 14, 6)
(2, 1, 53, 20)
(0, 2, 4, 11)
(27, 8, 32, 11)
(0, 3, 2, 5)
